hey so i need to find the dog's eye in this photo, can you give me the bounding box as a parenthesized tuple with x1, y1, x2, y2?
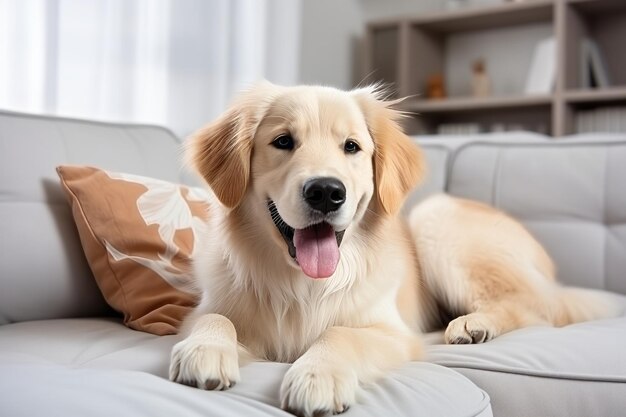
(344, 140, 361, 154)
(272, 135, 294, 150)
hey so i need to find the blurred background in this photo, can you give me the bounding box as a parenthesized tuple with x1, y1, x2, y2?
(1, 0, 625, 137)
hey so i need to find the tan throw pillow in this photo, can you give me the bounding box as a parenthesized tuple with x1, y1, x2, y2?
(57, 165, 206, 335)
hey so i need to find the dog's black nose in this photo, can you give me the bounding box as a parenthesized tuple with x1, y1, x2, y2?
(303, 177, 346, 214)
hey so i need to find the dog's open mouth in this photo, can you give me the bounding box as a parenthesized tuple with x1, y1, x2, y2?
(268, 200, 345, 279)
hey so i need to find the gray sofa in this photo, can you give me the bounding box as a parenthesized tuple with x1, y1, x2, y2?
(1, 109, 624, 417)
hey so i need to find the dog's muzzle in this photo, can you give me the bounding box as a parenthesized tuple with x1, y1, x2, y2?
(267, 200, 345, 279)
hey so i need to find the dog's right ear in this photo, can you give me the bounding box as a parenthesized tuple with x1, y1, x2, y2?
(187, 81, 278, 209)
(352, 87, 425, 216)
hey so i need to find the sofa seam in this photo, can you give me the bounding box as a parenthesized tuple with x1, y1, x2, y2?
(461, 390, 492, 417)
(439, 363, 626, 383)
(451, 139, 626, 152)
(492, 147, 502, 208)
(0, 109, 182, 145)
(413, 143, 453, 193)
(602, 147, 609, 290)
(446, 140, 626, 191)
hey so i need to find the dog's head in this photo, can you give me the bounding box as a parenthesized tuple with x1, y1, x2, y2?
(188, 82, 424, 279)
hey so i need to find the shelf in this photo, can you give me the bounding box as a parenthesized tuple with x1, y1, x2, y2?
(567, 0, 626, 15)
(564, 87, 626, 103)
(408, 0, 554, 33)
(403, 95, 553, 113)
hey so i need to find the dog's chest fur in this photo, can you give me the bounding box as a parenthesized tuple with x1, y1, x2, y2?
(192, 204, 411, 363)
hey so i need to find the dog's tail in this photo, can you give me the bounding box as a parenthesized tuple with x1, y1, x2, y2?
(555, 286, 623, 326)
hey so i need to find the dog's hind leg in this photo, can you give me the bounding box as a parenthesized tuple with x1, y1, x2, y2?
(444, 295, 550, 344)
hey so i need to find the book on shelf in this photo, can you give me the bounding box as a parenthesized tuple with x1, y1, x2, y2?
(525, 37, 556, 94)
(576, 107, 626, 134)
(435, 122, 546, 135)
(581, 38, 610, 89)
(437, 123, 482, 135)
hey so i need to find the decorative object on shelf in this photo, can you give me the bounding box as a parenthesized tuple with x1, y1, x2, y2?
(581, 38, 610, 89)
(471, 59, 491, 98)
(525, 37, 556, 94)
(427, 74, 446, 100)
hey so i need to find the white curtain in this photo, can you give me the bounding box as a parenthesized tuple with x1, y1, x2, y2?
(0, 0, 301, 137)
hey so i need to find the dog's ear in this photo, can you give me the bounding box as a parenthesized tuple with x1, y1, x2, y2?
(353, 88, 425, 216)
(187, 81, 278, 209)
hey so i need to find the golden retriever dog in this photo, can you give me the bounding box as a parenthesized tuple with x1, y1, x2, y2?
(169, 82, 621, 417)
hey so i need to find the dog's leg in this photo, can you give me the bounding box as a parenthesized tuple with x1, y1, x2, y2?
(280, 324, 422, 417)
(445, 297, 549, 344)
(169, 313, 241, 390)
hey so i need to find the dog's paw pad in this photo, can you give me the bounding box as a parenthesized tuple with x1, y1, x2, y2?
(449, 335, 472, 345)
(169, 339, 240, 390)
(445, 313, 496, 345)
(468, 328, 487, 343)
(280, 362, 357, 417)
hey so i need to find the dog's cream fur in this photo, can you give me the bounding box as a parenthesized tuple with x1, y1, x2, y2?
(169, 82, 621, 417)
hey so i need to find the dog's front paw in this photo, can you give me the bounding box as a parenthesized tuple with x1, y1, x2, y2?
(169, 338, 240, 390)
(445, 313, 496, 344)
(280, 360, 358, 417)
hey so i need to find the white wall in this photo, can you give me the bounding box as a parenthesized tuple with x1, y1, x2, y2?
(298, 0, 442, 89)
(298, 0, 363, 89)
(359, 0, 440, 21)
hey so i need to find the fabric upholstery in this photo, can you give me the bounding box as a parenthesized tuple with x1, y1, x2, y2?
(445, 137, 626, 293)
(404, 143, 450, 211)
(0, 110, 188, 325)
(0, 319, 492, 417)
(57, 166, 205, 334)
(406, 132, 547, 212)
(427, 298, 626, 417)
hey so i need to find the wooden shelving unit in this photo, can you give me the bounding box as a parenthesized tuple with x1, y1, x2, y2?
(406, 0, 554, 32)
(564, 87, 626, 103)
(366, 0, 626, 137)
(404, 94, 553, 112)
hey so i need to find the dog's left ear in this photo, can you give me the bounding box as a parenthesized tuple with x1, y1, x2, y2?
(187, 81, 278, 209)
(353, 88, 425, 216)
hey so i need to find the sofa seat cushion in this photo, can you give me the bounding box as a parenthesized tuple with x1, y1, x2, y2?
(0, 318, 492, 417)
(427, 309, 626, 417)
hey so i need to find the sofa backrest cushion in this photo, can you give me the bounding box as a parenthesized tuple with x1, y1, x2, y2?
(407, 132, 549, 211)
(447, 139, 626, 294)
(404, 143, 452, 211)
(0, 110, 187, 324)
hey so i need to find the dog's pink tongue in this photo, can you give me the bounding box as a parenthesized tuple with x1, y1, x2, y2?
(294, 223, 339, 279)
